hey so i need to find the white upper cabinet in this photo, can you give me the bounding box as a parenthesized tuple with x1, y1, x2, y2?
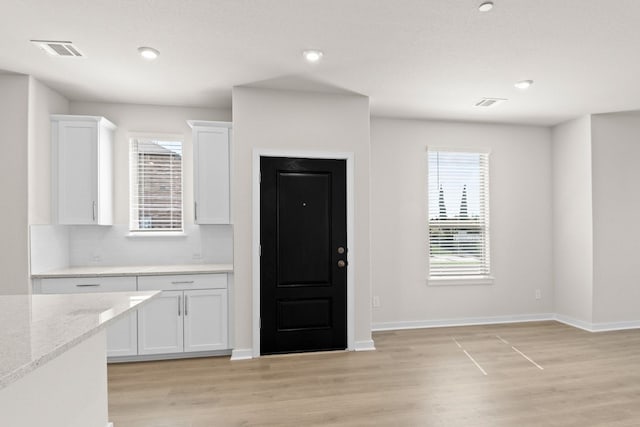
(188, 121, 231, 224)
(51, 115, 115, 225)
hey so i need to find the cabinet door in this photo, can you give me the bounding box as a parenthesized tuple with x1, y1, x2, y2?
(106, 314, 138, 357)
(183, 289, 228, 352)
(138, 290, 184, 355)
(193, 126, 230, 224)
(57, 121, 98, 224)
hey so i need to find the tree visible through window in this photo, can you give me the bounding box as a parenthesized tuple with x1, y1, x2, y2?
(130, 138, 183, 232)
(428, 150, 490, 278)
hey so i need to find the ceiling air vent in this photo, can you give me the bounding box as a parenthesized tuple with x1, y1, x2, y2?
(30, 40, 84, 57)
(475, 98, 507, 108)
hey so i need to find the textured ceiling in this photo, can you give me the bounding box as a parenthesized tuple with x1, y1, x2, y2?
(1, 0, 639, 125)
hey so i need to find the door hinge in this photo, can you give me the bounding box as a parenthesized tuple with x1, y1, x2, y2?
(259, 245, 262, 256)
(260, 317, 262, 329)
(259, 171, 262, 183)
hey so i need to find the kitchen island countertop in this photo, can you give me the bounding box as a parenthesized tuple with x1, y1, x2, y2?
(0, 291, 158, 389)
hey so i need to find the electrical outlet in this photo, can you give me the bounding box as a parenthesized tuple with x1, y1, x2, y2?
(535, 289, 541, 300)
(192, 253, 202, 260)
(373, 296, 381, 308)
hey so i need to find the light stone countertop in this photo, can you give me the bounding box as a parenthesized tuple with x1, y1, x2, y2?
(31, 263, 233, 278)
(0, 291, 159, 389)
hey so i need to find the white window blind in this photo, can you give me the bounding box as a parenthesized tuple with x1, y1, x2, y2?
(130, 138, 183, 232)
(428, 150, 490, 278)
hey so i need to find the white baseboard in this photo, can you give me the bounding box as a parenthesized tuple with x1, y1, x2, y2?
(554, 314, 640, 332)
(108, 349, 231, 363)
(592, 320, 640, 332)
(230, 348, 253, 361)
(106, 423, 114, 427)
(231, 344, 378, 358)
(553, 314, 594, 332)
(354, 339, 376, 351)
(372, 313, 640, 334)
(372, 313, 555, 332)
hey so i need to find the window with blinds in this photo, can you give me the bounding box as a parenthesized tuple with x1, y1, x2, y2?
(130, 138, 183, 232)
(428, 150, 490, 279)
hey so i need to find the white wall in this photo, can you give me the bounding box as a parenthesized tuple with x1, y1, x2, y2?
(69, 224, 232, 267)
(591, 112, 640, 324)
(550, 111, 640, 328)
(551, 116, 593, 324)
(26, 79, 70, 278)
(370, 118, 553, 327)
(28, 78, 69, 225)
(28, 224, 233, 273)
(29, 225, 69, 275)
(27, 101, 234, 274)
(0, 74, 30, 294)
(25, 102, 235, 270)
(69, 101, 231, 225)
(0, 75, 68, 292)
(232, 87, 372, 352)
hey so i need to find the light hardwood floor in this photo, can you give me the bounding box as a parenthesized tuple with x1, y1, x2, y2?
(108, 321, 640, 426)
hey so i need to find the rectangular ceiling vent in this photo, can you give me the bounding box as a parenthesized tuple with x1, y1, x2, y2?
(475, 98, 507, 108)
(30, 40, 84, 57)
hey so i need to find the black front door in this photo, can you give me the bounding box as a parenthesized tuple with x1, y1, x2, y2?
(260, 157, 347, 355)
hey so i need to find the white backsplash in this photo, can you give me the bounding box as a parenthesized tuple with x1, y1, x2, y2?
(30, 224, 233, 273)
(30, 225, 70, 274)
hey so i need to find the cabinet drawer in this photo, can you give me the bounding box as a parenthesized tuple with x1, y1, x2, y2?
(40, 276, 137, 294)
(138, 274, 227, 291)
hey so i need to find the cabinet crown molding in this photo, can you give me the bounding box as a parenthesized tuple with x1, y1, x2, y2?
(51, 114, 117, 130)
(187, 120, 232, 129)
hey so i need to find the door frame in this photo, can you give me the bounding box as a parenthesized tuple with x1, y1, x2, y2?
(252, 149, 355, 357)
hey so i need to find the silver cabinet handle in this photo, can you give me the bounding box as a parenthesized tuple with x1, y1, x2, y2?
(178, 295, 181, 316)
(184, 295, 188, 316)
(92, 201, 97, 221)
(76, 284, 100, 287)
(171, 281, 195, 285)
(194, 201, 198, 222)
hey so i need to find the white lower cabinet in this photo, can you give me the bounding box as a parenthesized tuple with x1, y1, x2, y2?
(137, 290, 184, 355)
(36, 276, 138, 358)
(35, 272, 229, 360)
(106, 315, 138, 357)
(137, 274, 229, 356)
(183, 289, 228, 352)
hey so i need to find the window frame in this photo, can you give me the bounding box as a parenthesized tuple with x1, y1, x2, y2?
(426, 147, 493, 286)
(129, 133, 185, 235)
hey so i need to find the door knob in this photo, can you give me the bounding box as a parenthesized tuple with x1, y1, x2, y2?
(337, 260, 346, 268)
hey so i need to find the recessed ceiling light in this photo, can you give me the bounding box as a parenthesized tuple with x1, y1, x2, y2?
(138, 46, 159, 60)
(478, 2, 494, 12)
(303, 50, 323, 63)
(514, 80, 534, 90)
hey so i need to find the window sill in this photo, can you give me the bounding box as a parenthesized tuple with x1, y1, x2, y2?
(427, 276, 494, 286)
(126, 231, 187, 238)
